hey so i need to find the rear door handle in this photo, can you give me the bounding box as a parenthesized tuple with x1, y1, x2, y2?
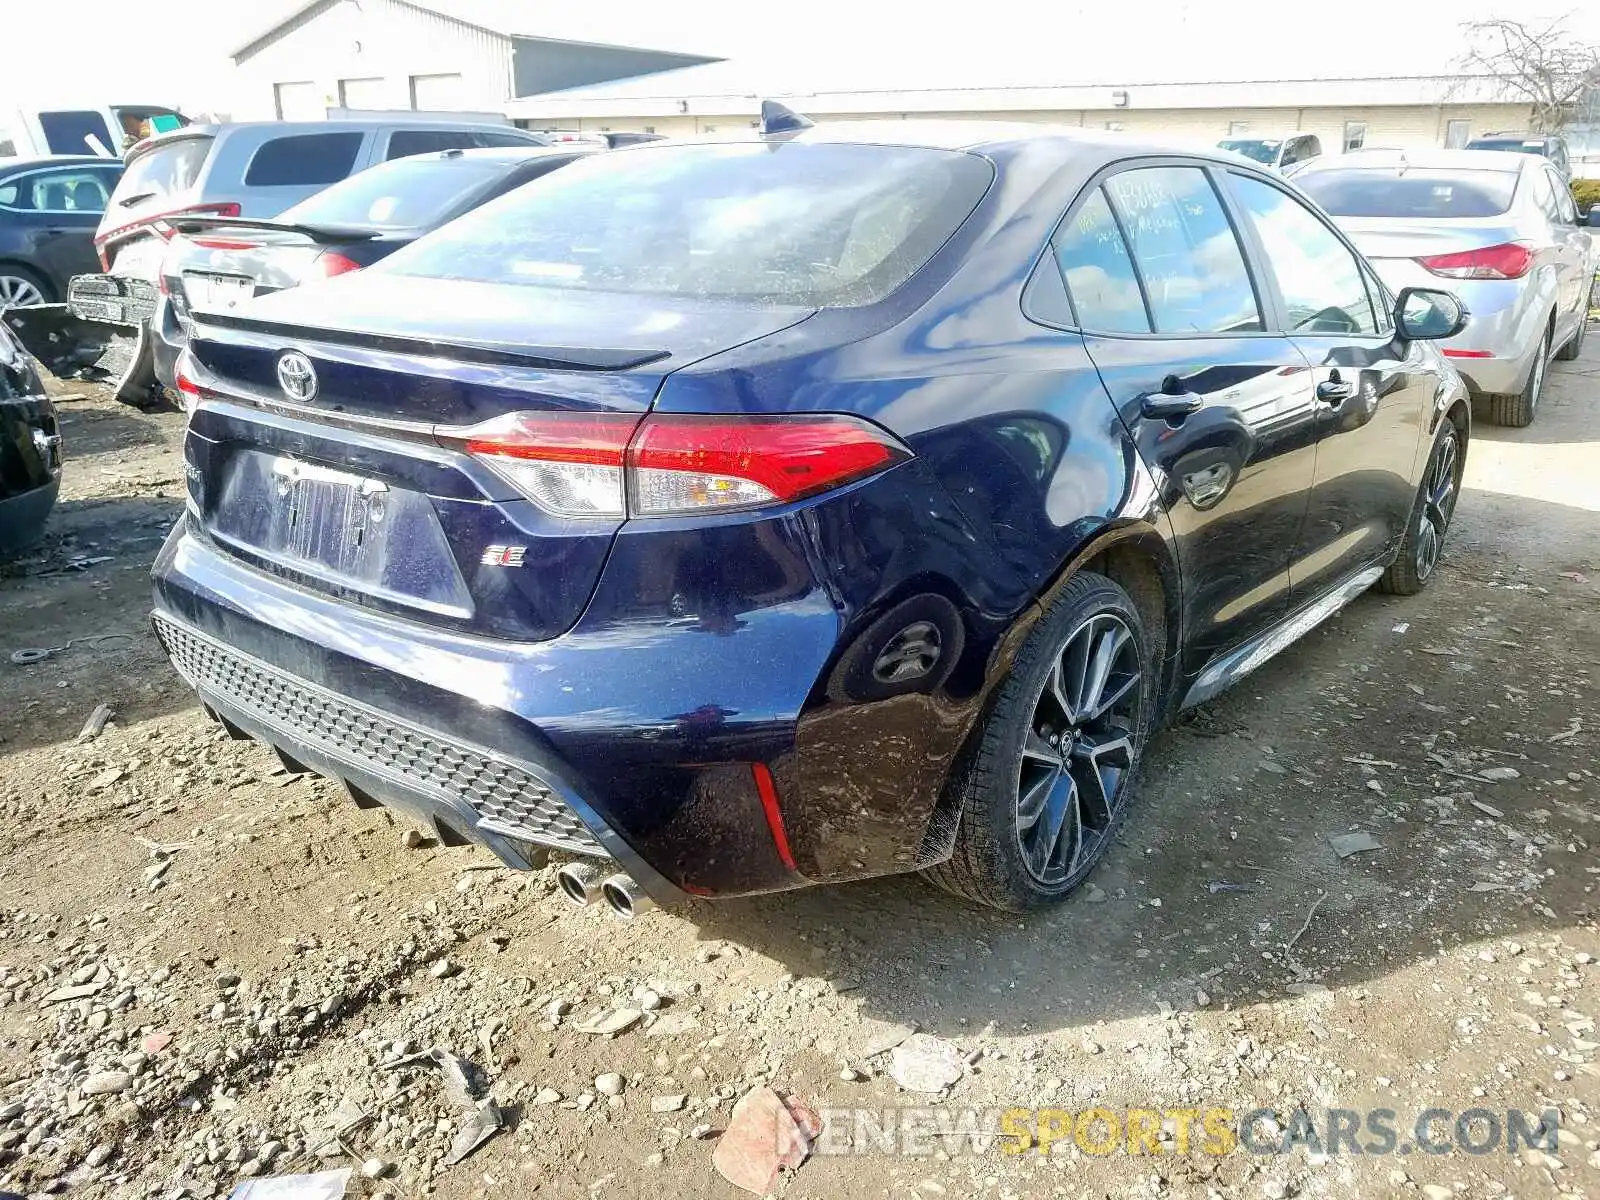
(1140, 390, 1204, 420)
(1316, 379, 1355, 406)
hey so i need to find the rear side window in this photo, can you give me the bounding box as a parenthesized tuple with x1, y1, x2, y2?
(111, 136, 213, 206)
(1297, 168, 1517, 218)
(385, 129, 485, 160)
(1104, 167, 1263, 335)
(379, 142, 993, 307)
(38, 110, 114, 155)
(245, 132, 364, 186)
(1053, 189, 1148, 333)
(477, 131, 540, 148)
(1229, 174, 1378, 335)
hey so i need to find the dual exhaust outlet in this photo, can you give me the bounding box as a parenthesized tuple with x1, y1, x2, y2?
(555, 862, 655, 919)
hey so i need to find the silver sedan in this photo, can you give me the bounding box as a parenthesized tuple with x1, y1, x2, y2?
(1294, 149, 1592, 426)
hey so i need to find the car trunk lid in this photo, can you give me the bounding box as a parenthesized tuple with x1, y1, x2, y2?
(1337, 216, 1523, 263)
(184, 273, 815, 641)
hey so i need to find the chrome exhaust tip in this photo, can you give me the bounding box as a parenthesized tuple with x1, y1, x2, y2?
(556, 862, 603, 907)
(600, 873, 656, 920)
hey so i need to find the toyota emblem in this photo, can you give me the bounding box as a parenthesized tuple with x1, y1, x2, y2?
(276, 351, 317, 402)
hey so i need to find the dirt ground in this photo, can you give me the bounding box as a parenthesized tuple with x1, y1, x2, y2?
(0, 344, 1596, 1200)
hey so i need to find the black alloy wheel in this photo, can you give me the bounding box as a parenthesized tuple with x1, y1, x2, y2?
(1015, 612, 1142, 885)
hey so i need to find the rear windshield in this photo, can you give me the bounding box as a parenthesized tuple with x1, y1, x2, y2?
(1298, 168, 1518, 218)
(111, 135, 213, 207)
(378, 142, 994, 306)
(1219, 139, 1282, 165)
(1467, 138, 1546, 154)
(281, 155, 505, 229)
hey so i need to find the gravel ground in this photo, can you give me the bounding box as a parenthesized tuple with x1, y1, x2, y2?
(0, 348, 1596, 1200)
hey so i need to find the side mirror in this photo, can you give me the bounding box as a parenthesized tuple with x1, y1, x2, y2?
(1394, 287, 1469, 340)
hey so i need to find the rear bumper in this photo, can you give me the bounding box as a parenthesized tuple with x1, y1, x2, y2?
(0, 477, 59, 555)
(150, 519, 850, 899)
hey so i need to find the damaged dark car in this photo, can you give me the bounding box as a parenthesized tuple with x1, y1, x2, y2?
(0, 318, 63, 555)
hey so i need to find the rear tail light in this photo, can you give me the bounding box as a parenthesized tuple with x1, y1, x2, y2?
(94, 202, 244, 265)
(457, 412, 909, 519)
(173, 349, 203, 416)
(311, 250, 363, 278)
(1415, 242, 1534, 280)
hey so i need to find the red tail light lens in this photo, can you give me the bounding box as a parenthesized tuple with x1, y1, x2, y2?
(173, 350, 203, 416)
(628, 414, 909, 515)
(1415, 242, 1534, 280)
(312, 251, 363, 278)
(463, 411, 640, 517)
(456, 412, 909, 519)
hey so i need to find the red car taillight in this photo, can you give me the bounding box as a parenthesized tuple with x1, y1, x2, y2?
(458, 412, 909, 519)
(94, 202, 244, 267)
(311, 250, 363, 278)
(173, 349, 203, 416)
(1415, 242, 1534, 280)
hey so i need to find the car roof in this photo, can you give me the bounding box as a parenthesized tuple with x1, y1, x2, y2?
(0, 154, 120, 175)
(126, 120, 536, 159)
(389, 145, 595, 167)
(1294, 148, 1534, 174)
(614, 119, 1241, 167)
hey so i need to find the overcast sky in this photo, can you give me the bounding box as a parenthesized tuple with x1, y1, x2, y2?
(5, 0, 1600, 114)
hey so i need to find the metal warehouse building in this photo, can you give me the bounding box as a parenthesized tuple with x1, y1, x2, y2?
(506, 61, 1540, 153)
(229, 0, 721, 120)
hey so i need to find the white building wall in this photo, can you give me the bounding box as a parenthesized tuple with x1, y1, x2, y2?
(542, 102, 1534, 152)
(232, 0, 513, 120)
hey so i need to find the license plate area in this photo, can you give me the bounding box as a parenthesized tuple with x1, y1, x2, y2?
(206, 451, 473, 618)
(184, 272, 255, 313)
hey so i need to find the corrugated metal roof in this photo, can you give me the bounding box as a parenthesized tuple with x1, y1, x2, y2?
(232, 0, 729, 61)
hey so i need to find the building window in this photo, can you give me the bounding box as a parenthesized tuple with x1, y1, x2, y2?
(643, 126, 656, 134)
(1445, 119, 1471, 148)
(1228, 120, 1251, 135)
(1343, 121, 1367, 152)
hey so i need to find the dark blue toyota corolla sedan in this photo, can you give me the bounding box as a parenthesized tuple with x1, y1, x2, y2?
(152, 117, 1472, 913)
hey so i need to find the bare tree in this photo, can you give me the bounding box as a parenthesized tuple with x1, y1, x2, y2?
(1459, 14, 1600, 131)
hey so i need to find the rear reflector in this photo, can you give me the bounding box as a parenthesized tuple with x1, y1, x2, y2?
(455, 412, 909, 519)
(1442, 348, 1493, 358)
(1416, 242, 1534, 280)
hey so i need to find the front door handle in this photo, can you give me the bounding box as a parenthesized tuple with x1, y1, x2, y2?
(1316, 378, 1356, 406)
(1140, 390, 1205, 420)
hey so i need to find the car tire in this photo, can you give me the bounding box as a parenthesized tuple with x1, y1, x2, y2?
(1377, 417, 1463, 596)
(923, 571, 1154, 912)
(0, 265, 53, 309)
(1555, 310, 1588, 362)
(1486, 326, 1551, 427)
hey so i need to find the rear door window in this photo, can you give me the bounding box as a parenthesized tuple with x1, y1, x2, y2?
(37, 110, 115, 155)
(1052, 188, 1149, 333)
(0, 168, 116, 212)
(1228, 173, 1379, 335)
(1103, 166, 1263, 334)
(385, 128, 484, 160)
(244, 132, 365, 186)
